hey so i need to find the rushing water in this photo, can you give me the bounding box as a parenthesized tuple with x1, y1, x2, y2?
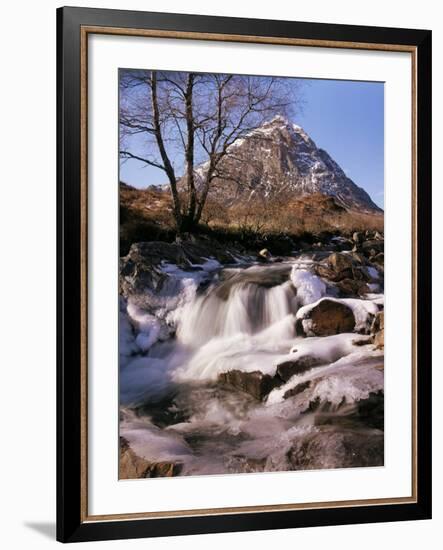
(120, 256, 384, 476)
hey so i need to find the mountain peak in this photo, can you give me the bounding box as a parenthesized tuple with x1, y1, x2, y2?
(251, 116, 314, 147)
(192, 117, 381, 214)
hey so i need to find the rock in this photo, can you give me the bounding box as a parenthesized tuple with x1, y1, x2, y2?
(310, 390, 384, 430)
(372, 311, 384, 332)
(119, 239, 237, 297)
(276, 356, 323, 382)
(287, 428, 384, 470)
(218, 369, 281, 400)
(119, 437, 182, 479)
(356, 391, 384, 430)
(336, 278, 369, 297)
(351, 252, 367, 265)
(226, 456, 267, 474)
(314, 264, 337, 281)
(371, 252, 384, 268)
(258, 248, 271, 260)
(328, 252, 355, 273)
(361, 239, 384, 256)
(297, 299, 355, 336)
(352, 336, 374, 346)
(352, 231, 364, 244)
(283, 380, 311, 399)
(317, 252, 369, 284)
(298, 240, 311, 251)
(371, 311, 384, 349)
(374, 331, 384, 349)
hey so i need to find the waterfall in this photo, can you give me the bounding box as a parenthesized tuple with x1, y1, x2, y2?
(177, 265, 298, 347)
(120, 257, 384, 476)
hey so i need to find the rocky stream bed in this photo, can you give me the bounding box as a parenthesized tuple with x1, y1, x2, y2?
(119, 232, 384, 478)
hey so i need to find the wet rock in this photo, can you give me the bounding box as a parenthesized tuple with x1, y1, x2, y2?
(276, 356, 322, 382)
(351, 252, 367, 265)
(336, 278, 369, 297)
(356, 391, 384, 430)
(352, 336, 374, 346)
(361, 239, 384, 256)
(258, 248, 271, 260)
(296, 298, 355, 336)
(314, 263, 338, 281)
(218, 369, 281, 400)
(226, 456, 267, 474)
(352, 231, 364, 244)
(371, 252, 384, 268)
(287, 428, 384, 470)
(119, 437, 182, 479)
(328, 252, 355, 274)
(283, 380, 311, 399)
(119, 239, 233, 297)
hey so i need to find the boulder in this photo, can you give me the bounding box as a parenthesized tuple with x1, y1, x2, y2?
(314, 264, 338, 281)
(328, 252, 355, 274)
(276, 356, 323, 382)
(119, 239, 234, 297)
(356, 391, 384, 430)
(218, 369, 281, 400)
(351, 252, 367, 265)
(258, 248, 272, 260)
(361, 239, 384, 256)
(336, 278, 369, 297)
(119, 437, 182, 479)
(371, 252, 385, 268)
(297, 299, 355, 336)
(352, 231, 364, 244)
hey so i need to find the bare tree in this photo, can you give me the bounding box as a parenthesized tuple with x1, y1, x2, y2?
(120, 69, 298, 234)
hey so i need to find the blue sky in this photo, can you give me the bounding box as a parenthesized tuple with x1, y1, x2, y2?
(120, 76, 384, 208)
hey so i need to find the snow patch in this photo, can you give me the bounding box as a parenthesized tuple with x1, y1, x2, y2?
(296, 296, 378, 334)
(290, 266, 326, 306)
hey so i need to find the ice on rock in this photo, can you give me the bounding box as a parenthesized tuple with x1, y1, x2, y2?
(290, 266, 326, 306)
(127, 302, 161, 352)
(267, 347, 384, 406)
(296, 296, 379, 334)
(120, 409, 192, 461)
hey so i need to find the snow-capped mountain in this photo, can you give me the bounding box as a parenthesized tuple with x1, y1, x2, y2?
(194, 115, 381, 213)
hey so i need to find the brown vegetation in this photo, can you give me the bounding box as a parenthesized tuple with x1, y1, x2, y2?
(120, 182, 383, 254)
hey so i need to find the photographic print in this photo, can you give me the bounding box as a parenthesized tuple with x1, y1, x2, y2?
(118, 69, 385, 479)
(57, 9, 431, 541)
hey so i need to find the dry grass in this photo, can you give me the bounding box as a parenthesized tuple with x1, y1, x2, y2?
(120, 183, 383, 253)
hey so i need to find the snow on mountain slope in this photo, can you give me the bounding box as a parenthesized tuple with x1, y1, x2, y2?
(193, 115, 381, 213)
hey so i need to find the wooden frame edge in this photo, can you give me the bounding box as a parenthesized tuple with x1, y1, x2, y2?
(55, 9, 430, 540)
(79, 25, 419, 524)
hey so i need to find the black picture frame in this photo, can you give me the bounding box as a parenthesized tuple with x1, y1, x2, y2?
(57, 6, 432, 543)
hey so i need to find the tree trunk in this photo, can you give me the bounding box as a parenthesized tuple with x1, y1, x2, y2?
(150, 71, 183, 230)
(184, 74, 197, 230)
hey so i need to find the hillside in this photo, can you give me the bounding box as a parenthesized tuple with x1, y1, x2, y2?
(191, 115, 382, 214)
